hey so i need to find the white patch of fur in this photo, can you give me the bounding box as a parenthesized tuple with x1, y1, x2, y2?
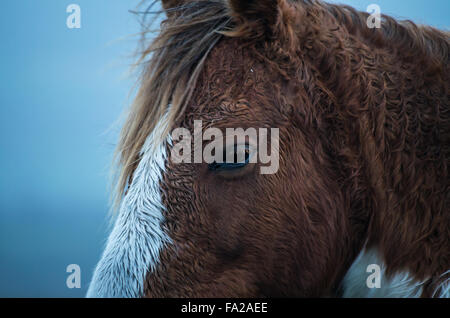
(342, 248, 426, 298)
(87, 123, 171, 298)
(432, 270, 450, 298)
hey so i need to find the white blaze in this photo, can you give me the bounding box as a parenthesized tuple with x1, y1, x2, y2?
(87, 124, 171, 298)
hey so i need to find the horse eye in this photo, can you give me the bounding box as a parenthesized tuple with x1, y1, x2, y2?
(208, 144, 251, 172)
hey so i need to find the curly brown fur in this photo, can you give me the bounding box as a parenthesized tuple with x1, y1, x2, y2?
(113, 0, 449, 297)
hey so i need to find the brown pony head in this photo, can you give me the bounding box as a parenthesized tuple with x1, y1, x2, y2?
(87, 0, 449, 298)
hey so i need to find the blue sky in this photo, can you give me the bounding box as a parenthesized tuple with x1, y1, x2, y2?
(0, 0, 448, 297)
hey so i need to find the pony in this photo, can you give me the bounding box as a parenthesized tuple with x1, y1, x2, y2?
(87, 0, 449, 297)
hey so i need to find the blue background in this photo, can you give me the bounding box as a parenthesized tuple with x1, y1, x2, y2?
(0, 0, 448, 297)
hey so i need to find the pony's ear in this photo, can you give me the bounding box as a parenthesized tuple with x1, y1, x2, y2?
(227, 0, 300, 39)
(227, 0, 279, 26)
(161, 0, 185, 16)
(161, 0, 183, 10)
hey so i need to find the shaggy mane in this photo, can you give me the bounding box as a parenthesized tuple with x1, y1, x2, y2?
(113, 0, 449, 208)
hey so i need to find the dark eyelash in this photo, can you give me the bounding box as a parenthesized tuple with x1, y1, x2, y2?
(208, 145, 250, 172)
